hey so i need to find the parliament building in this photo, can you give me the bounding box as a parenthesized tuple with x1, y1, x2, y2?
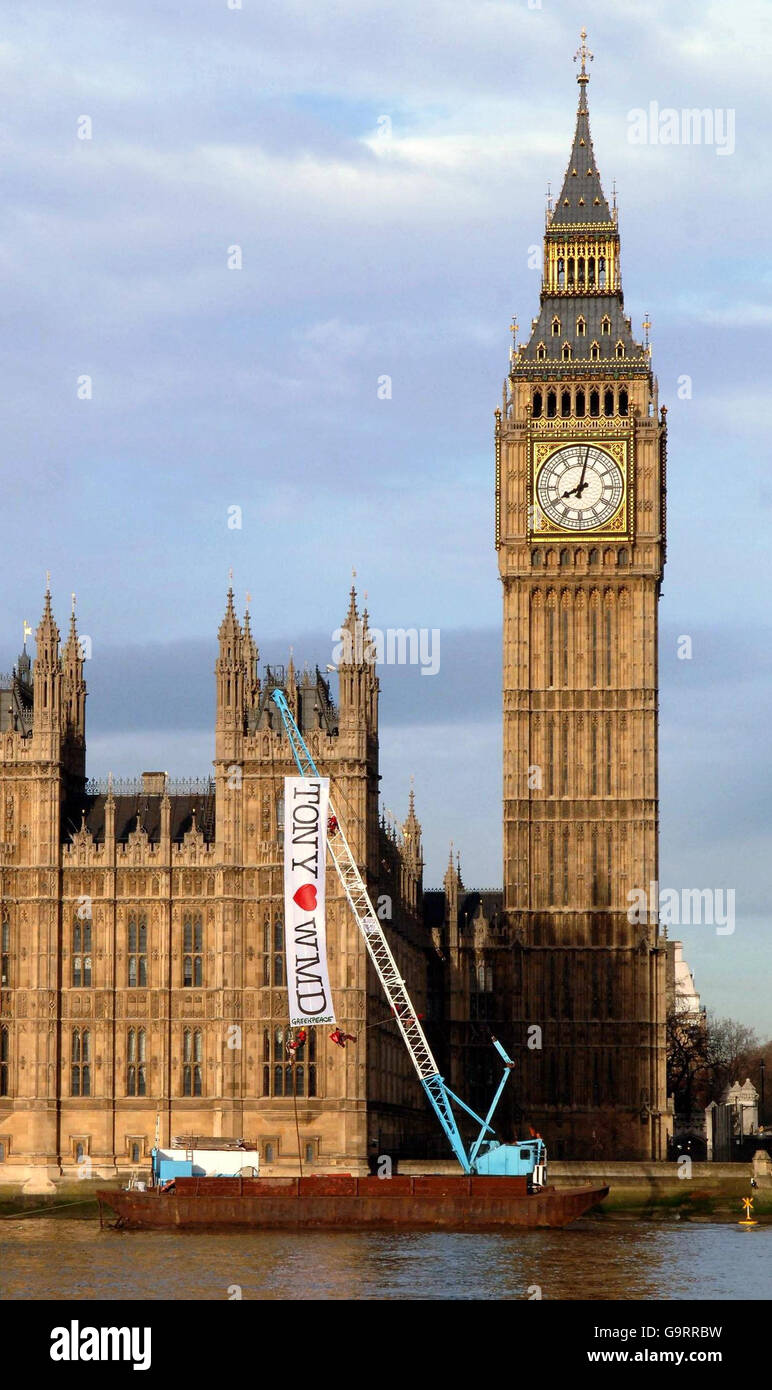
(0, 36, 670, 1185)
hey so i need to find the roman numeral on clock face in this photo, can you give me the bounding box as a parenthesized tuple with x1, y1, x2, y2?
(535, 444, 623, 532)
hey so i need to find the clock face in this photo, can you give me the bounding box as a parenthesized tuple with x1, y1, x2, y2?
(536, 444, 624, 532)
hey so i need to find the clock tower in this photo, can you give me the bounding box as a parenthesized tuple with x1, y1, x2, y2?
(496, 32, 671, 1158)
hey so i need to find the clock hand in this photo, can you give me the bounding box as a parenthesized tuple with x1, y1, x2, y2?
(563, 448, 591, 499)
(574, 446, 591, 498)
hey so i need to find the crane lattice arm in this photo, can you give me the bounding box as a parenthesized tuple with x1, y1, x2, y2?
(271, 688, 514, 1174)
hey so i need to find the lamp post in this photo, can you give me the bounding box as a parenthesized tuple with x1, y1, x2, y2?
(760, 1057, 766, 1128)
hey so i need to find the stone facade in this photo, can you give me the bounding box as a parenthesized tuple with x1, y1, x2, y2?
(0, 587, 440, 1184)
(493, 56, 671, 1158)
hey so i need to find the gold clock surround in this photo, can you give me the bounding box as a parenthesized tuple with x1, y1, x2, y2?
(529, 434, 632, 542)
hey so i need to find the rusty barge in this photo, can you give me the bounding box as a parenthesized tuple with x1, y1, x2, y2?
(97, 1173, 608, 1230)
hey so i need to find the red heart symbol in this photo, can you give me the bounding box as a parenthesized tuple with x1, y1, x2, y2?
(293, 883, 318, 912)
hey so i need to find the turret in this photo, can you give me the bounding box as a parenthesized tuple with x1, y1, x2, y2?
(285, 651, 298, 721)
(32, 588, 62, 760)
(242, 606, 260, 713)
(61, 599, 87, 778)
(402, 788, 423, 871)
(215, 588, 245, 760)
(443, 846, 463, 954)
(214, 587, 245, 858)
(337, 584, 378, 734)
(400, 787, 424, 912)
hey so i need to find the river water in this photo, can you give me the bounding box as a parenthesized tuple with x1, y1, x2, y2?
(1, 1218, 770, 1300)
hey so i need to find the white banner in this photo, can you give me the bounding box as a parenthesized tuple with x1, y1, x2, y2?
(283, 776, 336, 1027)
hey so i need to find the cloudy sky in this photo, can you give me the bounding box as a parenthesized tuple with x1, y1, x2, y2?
(0, 0, 769, 1032)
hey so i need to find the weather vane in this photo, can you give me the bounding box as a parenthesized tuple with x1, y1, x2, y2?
(574, 27, 593, 78)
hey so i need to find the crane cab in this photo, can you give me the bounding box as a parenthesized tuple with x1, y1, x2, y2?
(473, 1138, 548, 1189)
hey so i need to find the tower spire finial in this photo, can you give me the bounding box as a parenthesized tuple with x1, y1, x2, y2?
(574, 26, 593, 82)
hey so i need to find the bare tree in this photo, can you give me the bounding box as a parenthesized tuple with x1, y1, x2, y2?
(667, 1011, 760, 1113)
(667, 1005, 709, 1115)
(704, 1015, 759, 1100)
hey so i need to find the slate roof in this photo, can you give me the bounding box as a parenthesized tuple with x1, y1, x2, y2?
(0, 666, 33, 734)
(62, 792, 216, 845)
(423, 889, 505, 933)
(422, 890, 446, 930)
(550, 80, 612, 226)
(517, 294, 646, 366)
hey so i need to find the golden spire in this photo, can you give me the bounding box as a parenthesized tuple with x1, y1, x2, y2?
(573, 26, 593, 82)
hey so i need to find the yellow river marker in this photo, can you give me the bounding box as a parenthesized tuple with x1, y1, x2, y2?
(738, 1196, 758, 1227)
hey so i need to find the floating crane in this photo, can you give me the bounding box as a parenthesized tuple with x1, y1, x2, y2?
(272, 688, 547, 1184)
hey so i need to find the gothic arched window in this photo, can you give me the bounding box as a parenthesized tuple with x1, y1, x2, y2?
(71, 1028, 91, 1097)
(183, 915, 203, 987)
(0, 1025, 8, 1095)
(183, 1028, 203, 1096)
(128, 914, 147, 987)
(532, 389, 543, 418)
(127, 1027, 147, 1096)
(72, 915, 92, 987)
